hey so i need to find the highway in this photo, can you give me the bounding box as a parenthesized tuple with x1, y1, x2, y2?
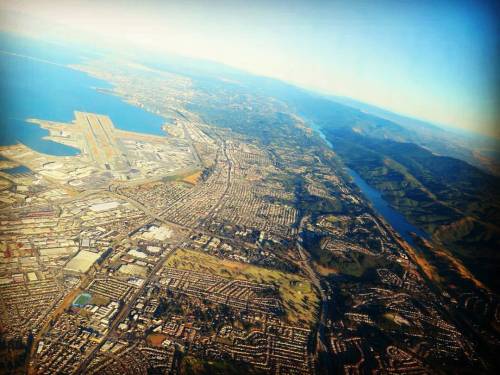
(75, 247, 177, 374)
(296, 215, 333, 373)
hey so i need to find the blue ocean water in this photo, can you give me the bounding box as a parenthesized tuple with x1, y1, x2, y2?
(0, 36, 166, 156)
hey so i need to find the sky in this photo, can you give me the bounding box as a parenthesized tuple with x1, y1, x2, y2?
(1, 0, 499, 137)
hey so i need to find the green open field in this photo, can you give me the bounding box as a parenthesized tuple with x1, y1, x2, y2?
(166, 248, 319, 325)
(179, 355, 266, 375)
(72, 292, 91, 307)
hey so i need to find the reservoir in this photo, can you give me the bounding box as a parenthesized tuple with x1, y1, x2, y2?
(311, 122, 428, 246)
(346, 167, 429, 246)
(2, 34, 429, 247)
(0, 36, 166, 156)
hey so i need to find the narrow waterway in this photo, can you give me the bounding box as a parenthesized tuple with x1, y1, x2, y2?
(346, 167, 428, 246)
(312, 123, 428, 246)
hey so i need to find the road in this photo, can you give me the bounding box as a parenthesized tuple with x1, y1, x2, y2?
(75, 247, 176, 374)
(200, 138, 232, 225)
(25, 174, 183, 372)
(295, 215, 333, 373)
